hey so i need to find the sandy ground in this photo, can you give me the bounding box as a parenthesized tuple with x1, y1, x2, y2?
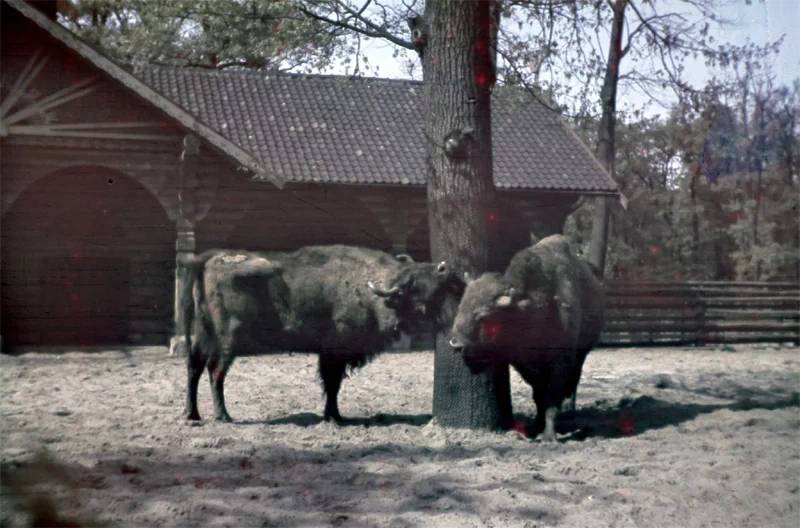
(1, 344, 799, 528)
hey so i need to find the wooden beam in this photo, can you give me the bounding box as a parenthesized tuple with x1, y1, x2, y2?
(4, 84, 97, 125)
(171, 133, 201, 356)
(6, 127, 176, 141)
(9, 121, 164, 131)
(0, 48, 44, 117)
(7, 75, 98, 124)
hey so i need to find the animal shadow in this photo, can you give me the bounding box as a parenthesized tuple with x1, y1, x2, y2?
(264, 412, 432, 428)
(547, 391, 800, 441)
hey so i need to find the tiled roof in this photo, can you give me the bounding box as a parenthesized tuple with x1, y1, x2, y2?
(138, 65, 617, 193)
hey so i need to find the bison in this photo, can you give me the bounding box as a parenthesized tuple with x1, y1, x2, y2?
(448, 235, 605, 441)
(178, 245, 464, 423)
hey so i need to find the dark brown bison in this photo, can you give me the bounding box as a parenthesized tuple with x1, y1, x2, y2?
(178, 245, 463, 423)
(448, 235, 605, 441)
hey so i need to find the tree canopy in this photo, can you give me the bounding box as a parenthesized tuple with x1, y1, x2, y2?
(59, 0, 339, 71)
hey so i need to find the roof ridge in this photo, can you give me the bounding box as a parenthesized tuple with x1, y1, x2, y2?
(137, 63, 425, 86)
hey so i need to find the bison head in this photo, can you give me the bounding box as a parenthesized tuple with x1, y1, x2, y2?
(449, 272, 547, 373)
(368, 260, 464, 333)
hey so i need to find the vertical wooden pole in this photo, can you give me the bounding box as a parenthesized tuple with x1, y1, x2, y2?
(694, 289, 707, 347)
(391, 197, 410, 256)
(169, 133, 200, 355)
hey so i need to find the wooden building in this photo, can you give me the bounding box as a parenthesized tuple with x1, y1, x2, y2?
(0, 0, 618, 350)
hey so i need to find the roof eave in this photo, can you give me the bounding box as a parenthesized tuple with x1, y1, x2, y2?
(552, 112, 627, 208)
(250, 175, 620, 197)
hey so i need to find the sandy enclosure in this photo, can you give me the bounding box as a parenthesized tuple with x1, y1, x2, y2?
(1, 344, 799, 528)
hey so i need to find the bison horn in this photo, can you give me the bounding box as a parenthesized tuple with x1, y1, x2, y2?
(463, 271, 475, 284)
(395, 254, 415, 263)
(367, 281, 400, 297)
(495, 295, 512, 308)
(437, 261, 447, 273)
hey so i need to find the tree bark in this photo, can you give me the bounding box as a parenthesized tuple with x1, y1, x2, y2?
(420, 0, 512, 430)
(588, 0, 628, 277)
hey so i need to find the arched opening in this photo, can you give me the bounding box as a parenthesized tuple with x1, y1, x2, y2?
(1, 166, 175, 348)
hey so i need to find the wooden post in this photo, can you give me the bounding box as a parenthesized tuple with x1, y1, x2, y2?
(694, 288, 707, 347)
(390, 204, 410, 256)
(169, 133, 200, 355)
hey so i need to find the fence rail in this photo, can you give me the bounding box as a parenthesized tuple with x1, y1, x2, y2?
(600, 281, 800, 347)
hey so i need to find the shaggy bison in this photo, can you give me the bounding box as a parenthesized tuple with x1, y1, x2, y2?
(178, 245, 463, 423)
(448, 235, 605, 441)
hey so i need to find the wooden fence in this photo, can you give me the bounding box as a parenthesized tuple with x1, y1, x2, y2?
(600, 281, 800, 347)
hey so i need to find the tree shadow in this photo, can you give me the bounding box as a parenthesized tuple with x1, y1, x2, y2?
(3, 443, 558, 527)
(259, 412, 433, 428)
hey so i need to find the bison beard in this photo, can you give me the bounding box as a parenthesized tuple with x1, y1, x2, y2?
(449, 235, 606, 441)
(178, 245, 462, 423)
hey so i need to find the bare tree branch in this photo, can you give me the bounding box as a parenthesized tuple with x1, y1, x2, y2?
(298, 3, 413, 50)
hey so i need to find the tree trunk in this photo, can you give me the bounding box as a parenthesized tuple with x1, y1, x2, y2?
(420, 0, 512, 430)
(587, 0, 628, 277)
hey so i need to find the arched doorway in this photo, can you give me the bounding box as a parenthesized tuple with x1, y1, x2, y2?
(1, 166, 175, 347)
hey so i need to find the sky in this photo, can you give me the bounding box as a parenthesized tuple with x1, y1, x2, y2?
(318, 0, 800, 118)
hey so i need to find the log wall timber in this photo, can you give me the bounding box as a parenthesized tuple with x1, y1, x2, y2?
(191, 150, 416, 254)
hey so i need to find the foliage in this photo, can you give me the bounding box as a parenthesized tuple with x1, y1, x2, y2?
(567, 76, 799, 282)
(58, 0, 339, 71)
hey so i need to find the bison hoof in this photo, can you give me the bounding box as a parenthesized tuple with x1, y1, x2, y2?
(214, 412, 233, 423)
(185, 409, 201, 421)
(324, 412, 344, 424)
(538, 432, 557, 443)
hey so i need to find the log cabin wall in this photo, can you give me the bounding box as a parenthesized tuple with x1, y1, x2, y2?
(191, 149, 430, 256)
(192, 150, 575, 270)
(1, 22, 188, 348)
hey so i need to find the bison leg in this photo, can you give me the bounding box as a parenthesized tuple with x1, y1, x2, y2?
(207, 355, 234, 422)
(513, 363, 541, 410)
(563, 349, 590, 412)
(318, 356, 347, 423)
(531, 374, 549, 435)
(533, 363, 570, 442)
(184, 343, 207, 421)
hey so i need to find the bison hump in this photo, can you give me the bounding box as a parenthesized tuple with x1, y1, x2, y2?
(212, 253, 282, 278)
